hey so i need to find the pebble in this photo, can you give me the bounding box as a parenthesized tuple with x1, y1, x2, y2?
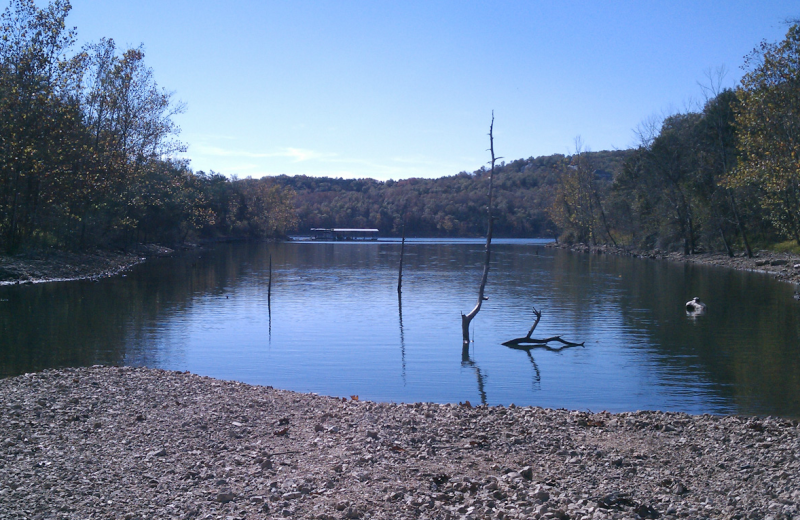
(0, 366, 798, 519)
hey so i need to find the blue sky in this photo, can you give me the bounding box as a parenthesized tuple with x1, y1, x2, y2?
(65, 1, 797, 181)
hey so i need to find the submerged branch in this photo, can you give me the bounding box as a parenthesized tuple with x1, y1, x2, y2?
(503, 307, 584, 349)
(502, 337, 585, 350)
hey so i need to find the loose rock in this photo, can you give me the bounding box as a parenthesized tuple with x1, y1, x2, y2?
(0, 366, 797, 519)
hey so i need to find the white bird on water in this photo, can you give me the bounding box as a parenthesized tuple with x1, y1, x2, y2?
(685, 297, 707, 315)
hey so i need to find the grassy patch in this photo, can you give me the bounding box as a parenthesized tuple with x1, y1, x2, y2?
(769, 240, 800, 254)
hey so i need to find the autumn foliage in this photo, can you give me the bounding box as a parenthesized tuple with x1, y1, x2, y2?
(0, 0, 296, 253)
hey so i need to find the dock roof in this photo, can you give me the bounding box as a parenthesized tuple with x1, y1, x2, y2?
(311, 228, 379, 232)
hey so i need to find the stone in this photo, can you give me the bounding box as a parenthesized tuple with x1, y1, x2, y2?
(343, 507, 361, 519)
(1, 366, 794, 520)
(672, 482, 689, 495)
(216, 491, 235, 503)
(534, 489, 550, 502)
(635, 503, 661, 519)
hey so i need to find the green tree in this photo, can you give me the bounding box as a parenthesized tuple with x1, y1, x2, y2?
(80, 39, 186, 245)
(0, 0, 80, 251)
(733, 24, 800, 244)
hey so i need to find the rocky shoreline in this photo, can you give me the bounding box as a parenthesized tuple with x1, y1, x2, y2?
(2, 367, 798, 519)
(548, 243, 800, 286)
(4, 241, 800, 289)
(0, 245, 176, 286)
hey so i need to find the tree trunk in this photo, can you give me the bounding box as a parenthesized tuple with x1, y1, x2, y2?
(8, 188, 19, 252)
(728, 192, 752, 258)
(268, 254, 273, 304)
(594, 190, 618, 247)
(397, 221, 405, 294)
(462, 114, 498, 344)
(719, 226, 734, 257)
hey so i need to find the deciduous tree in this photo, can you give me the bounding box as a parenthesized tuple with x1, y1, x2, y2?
(733, 24, 800, 245)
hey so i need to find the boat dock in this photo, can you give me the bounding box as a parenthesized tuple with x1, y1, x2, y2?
(310, 228, 379, 241)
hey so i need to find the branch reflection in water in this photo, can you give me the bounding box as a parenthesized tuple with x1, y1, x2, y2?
(503, 342, 586, 391)
(461, 343, 487, 405)
(524, 350, 541, 390)
(398, 293, 406, 384)
(267, 254, 272, 344)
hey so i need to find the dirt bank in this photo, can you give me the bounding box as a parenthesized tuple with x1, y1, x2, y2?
(548, 243, 800, 286)
(0, 245, 176, 286)
(1, 367, 797, 519)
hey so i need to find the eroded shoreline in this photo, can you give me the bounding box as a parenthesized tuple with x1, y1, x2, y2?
(1, 367, 798, 519)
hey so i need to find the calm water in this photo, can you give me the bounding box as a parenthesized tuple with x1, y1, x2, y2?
(2, 239, 800, 417)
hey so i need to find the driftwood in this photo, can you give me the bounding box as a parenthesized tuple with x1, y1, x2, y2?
(502, 307, 584, 348)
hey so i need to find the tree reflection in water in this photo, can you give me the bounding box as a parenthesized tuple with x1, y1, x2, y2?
(461, 344, 487, 405)
(503, 342, 585, 391)
(398, 294, 406, 384)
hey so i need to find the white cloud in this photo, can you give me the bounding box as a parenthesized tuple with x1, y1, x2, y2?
(191, 145, 335, 162)
(186, 142, 469, 180)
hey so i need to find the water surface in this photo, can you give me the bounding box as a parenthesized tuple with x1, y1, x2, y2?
(2, 240, 799, 417)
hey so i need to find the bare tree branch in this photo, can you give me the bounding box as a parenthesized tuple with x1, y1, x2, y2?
(461, 112, 497, 343)
(503, 307, 584, 348)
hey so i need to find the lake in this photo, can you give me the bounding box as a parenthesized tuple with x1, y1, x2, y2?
(2, 239, 799, 417)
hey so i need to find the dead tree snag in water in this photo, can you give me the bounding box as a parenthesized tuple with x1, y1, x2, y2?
(502, 307, 584, 348)
(462, 113, 500, 344)
(397, 220, 406, 294)
(268, 254, 273, 304)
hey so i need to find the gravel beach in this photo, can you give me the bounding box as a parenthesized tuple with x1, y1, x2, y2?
(1, 366, 798, 519)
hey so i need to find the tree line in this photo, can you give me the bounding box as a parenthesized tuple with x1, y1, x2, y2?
(554, 23, 800, 255)
(2, 0, 798, 256)
(283, 23, 800, 255)
(0, 0, 296, 253)
(271, 150, 627, 239)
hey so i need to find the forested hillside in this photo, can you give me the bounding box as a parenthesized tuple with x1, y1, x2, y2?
(2, 0, 799, 257)
(280, 21, 796, 255)
(274, 150, 631, 238)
